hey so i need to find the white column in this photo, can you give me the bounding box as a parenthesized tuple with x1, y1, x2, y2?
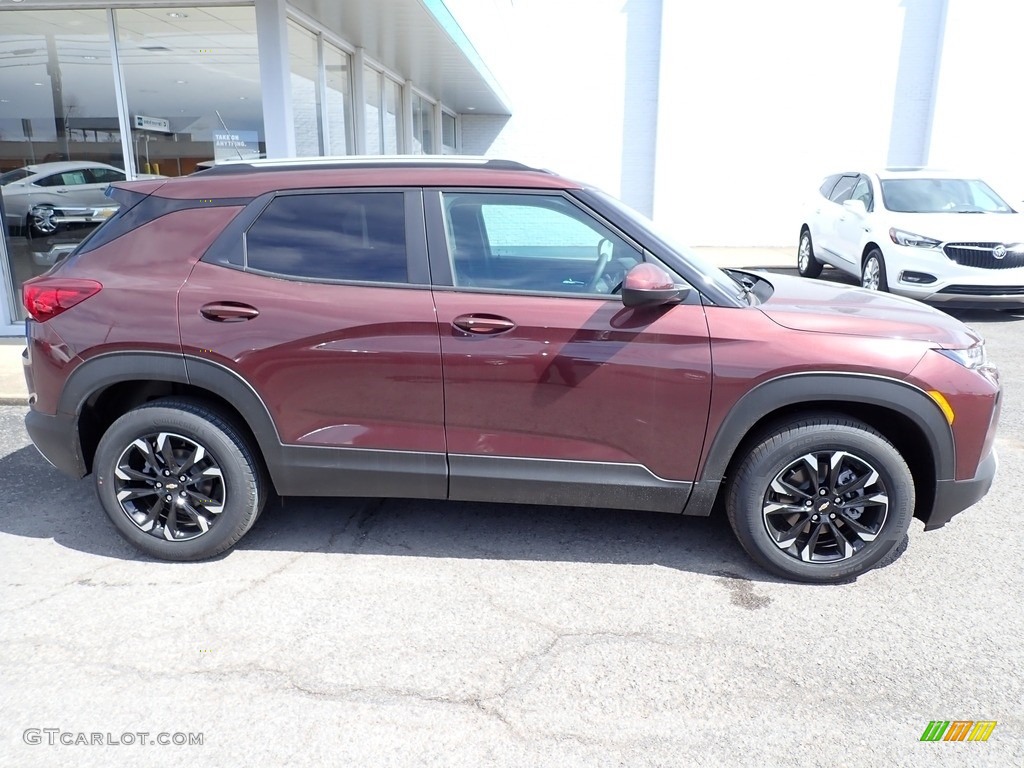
(107, 10, 137, 178)
(254, 0, 295, 158)
(351, 48, 367, 155)
(886, 0, 949, 166)
(402, 80, 414, 154)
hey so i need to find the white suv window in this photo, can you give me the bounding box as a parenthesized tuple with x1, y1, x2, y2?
(828, 175, 859, 204)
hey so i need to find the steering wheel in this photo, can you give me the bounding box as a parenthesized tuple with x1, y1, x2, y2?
(589, 238, 615, 292)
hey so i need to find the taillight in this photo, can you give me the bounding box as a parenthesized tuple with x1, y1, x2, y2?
(22, 278, 102, 322)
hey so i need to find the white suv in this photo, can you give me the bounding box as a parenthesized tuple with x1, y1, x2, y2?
(799, 169, 1024, 306)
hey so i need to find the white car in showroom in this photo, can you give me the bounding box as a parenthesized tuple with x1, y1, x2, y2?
(0, 161, 167, 238)
(798, 169, 1024, 306)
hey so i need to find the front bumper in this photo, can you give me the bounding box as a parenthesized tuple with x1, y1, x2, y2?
(46, 206, 118, 226)
(926, 448, 997, 530)
(883, 244, 1024, 305)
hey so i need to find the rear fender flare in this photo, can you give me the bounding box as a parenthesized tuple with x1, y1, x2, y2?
(59, 351, 281, 456)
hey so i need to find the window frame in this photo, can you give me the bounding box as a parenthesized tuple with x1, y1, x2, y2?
(850, 174, 874, 212)
(423, 188, 692, 301)
(828, 174, 860, 205)
(201, 187, 430, 288)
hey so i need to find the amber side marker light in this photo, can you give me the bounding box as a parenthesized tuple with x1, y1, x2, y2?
(927, 390, 955, 425)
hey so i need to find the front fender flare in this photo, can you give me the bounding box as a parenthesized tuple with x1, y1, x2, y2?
(682, 372, 954, 515)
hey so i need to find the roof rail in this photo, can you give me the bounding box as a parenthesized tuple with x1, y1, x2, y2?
(194, 155, 548, 176)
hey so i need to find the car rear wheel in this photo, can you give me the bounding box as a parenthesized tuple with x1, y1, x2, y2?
(726, 416, 914, 583)
(797, 229, 823, 278)
(93, 398, 267, 560)
(861, 249, 888, 292)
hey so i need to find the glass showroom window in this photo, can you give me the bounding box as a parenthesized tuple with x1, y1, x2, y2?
(0, 8, 126, 323)
(411, 93, 435, 154)
(288, 19, 322, 157)
(363, 66, 402, 155)
(441, 111, 458, 154)
(323, 41, 352, 155)
(115, 6, 265, 176)
(382, 78, 401, 154)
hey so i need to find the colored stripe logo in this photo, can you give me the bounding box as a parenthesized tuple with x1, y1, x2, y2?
(920, 721, 996, 742)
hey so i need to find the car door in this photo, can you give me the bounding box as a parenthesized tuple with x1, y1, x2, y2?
(40, 168, 95, 207)
(178, 188, 447, 499)
(834, 174, 874, 260)
(818, 173, 860, 264)
(425, 189, 712, 512)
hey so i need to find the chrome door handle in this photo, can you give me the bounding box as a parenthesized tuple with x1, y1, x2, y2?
(452, 314, 516, 335)
(200, 302, 260, 322)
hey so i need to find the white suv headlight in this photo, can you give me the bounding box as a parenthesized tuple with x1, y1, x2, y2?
(889, 228, 942, 248)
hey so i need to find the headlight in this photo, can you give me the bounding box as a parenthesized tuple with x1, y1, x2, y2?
(889, 228, 941, 248)
(936, 342, 986, 369)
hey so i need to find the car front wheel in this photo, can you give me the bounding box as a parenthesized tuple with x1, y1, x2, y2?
(797, 229, 823, 278)
(29, 205, 60, 237)
(93, 398, 267, 560)
(726, 416, 914, 583)
(861, 249, 888, 291)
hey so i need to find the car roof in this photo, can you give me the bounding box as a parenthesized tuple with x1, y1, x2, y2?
(873, 168, 982, 181)
(128, 156, 580, 199)
(24, 161, 121, 174)
(198, 155, 544, 175)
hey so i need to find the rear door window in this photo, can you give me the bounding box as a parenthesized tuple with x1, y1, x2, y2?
(244, 192, 409, 283)
(818, 174, 841, 198)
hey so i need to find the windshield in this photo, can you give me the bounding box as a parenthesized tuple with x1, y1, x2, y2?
(584, 188, 749, 304)
(880, 178, 1014, 213)
(0, 168, 33, 186)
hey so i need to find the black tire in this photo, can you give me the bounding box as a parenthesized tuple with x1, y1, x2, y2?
(726, 416, 913, 583)
(93, 398, 267, 560)
(861, 248, 888, 292)
(797, 229, 823, 278)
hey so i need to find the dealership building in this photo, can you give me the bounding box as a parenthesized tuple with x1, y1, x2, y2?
(0, 0, 510, 334)
(2, 0, 1020, 336)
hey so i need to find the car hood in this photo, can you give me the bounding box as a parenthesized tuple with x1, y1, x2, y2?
(886, 211, 1024, 243)
(751, 272, 981, 347)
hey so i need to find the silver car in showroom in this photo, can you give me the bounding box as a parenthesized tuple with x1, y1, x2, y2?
(1, 161, 128, 238)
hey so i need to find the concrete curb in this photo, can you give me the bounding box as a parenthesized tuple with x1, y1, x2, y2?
(0, 395, 28, 406)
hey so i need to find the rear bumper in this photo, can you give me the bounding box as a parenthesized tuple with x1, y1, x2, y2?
(926, 448, 997, 530)
(24, 408, 86, 479)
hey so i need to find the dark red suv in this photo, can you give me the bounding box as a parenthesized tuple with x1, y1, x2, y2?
(21, 158, 1001, 582)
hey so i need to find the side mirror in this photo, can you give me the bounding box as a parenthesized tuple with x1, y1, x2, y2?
(621, 263, 689, 308)
(843, 198, 867, 215)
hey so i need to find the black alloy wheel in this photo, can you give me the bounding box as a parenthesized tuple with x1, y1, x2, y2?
(113, 432, 226, 541)
(726, 416, 913, 583)
(94, 398, 266, 560)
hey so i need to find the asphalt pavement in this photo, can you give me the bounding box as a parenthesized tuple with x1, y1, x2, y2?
(1, 258, 1022, 767)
